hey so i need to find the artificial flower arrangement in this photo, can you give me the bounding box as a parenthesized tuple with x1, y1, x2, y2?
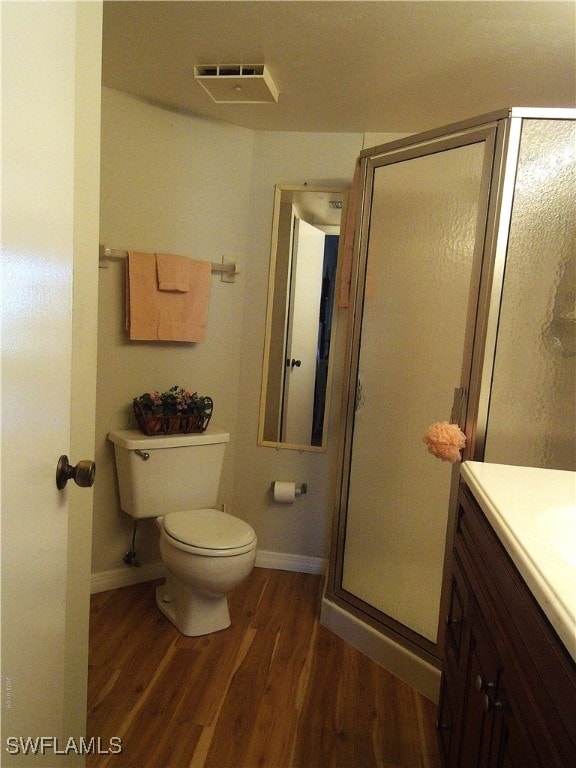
(422, 421, 466, 463)
(133, 385, 213, 436)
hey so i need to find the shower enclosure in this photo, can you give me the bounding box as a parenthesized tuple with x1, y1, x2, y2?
(322, 109, 575, 697)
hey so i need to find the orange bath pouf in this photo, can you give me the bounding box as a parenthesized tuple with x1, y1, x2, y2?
(423, 421, 466, 463)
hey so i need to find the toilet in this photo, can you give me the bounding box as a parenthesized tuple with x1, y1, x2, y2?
(108, 426, 257, 636)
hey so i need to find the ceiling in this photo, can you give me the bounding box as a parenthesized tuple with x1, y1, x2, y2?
(102, 1, 576, 133)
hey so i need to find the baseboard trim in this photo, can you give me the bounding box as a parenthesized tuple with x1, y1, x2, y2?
(320, 595, 441, 703)
(90, 550, 326, 594)
(90, 561, 166, 594)
(255, 550, 326, 574)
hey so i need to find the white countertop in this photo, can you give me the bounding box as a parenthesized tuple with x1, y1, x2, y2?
(460, 461, 576, 660)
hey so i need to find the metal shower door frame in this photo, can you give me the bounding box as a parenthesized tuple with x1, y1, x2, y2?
(326, 108, 532, 664)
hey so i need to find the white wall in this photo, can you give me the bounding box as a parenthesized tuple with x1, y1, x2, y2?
(94, 87, 365, 580)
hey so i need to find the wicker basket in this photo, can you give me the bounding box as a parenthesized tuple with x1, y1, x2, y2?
(133, 397, 213, 436)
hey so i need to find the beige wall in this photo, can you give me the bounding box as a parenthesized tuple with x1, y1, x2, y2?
(95, 87, 254, 572)
(234, 131, 364, 561)
(94, 86, 366, 576)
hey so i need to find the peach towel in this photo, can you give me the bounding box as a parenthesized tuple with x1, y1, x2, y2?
(126, 252, 211, 342)
(156, 252, 190, 292)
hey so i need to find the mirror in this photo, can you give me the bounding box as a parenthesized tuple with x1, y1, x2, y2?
(259, 184, 347, 451)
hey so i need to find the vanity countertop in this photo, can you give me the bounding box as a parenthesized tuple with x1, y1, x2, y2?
(460, 461, 576, 661)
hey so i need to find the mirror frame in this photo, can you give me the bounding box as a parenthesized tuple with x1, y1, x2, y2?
(258, 184, 348, 452)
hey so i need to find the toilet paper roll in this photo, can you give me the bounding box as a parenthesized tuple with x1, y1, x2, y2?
(273, 481, 297, 503)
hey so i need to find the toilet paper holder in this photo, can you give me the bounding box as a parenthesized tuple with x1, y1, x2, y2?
(270, 481, 308, 496)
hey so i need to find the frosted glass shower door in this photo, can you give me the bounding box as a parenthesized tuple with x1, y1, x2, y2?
(341, 141, 487, 645)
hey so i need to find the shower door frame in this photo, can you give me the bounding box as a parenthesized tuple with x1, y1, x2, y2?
(326, 109, 526, 667)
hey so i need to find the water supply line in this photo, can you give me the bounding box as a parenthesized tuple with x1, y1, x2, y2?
(124, 520, 140, 567)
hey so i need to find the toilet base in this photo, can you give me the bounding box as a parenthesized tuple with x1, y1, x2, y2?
(155, 577, 231, 636)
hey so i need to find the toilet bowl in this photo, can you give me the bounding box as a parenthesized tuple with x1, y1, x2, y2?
(156, 508, 256, 635)
(108, 427, 257, 636)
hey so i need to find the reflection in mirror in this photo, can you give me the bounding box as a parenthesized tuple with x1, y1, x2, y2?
(259, 185, 347, 451)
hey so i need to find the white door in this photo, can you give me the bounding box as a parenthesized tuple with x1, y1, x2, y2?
(282, 218, 325, 445)
(1, 3, 102, 765)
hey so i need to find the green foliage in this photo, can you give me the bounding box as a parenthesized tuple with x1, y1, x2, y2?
(134, 386, 211, 417)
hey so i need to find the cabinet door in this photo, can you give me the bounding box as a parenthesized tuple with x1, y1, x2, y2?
(437, 673, 457, 766)
(457, 597, 501, 768)
(438, 554, 472, 766)
(488, 680, 543, 768)
(444, 557, 467, 670)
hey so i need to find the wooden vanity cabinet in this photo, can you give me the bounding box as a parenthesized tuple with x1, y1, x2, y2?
(437, 481, 576, 768)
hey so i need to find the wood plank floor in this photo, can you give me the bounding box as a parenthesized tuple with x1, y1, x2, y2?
(87, 568, 442, 768)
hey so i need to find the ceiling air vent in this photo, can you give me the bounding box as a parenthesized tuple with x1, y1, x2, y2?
(194, 64, 279, 104)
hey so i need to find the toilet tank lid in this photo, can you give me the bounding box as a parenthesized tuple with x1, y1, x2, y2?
(108, 426, 230, 450)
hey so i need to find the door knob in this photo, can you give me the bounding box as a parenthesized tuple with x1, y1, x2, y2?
(56, 455, 96, 490)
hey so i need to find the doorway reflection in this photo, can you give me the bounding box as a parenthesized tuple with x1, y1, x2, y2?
(259, 185, 346, 451)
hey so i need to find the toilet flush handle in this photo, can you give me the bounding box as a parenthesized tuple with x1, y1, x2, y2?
(135, 450, 150, 461)
(56, 455, 96, 490)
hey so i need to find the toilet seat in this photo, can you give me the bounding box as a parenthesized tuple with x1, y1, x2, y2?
(162, 508, 257, 557)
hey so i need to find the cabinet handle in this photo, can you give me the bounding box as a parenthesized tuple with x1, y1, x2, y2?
(483, 694, 503, 713)
(475, 675, 495, 694)
(435, 718, 449, 731)
(445, 614, 461, 627)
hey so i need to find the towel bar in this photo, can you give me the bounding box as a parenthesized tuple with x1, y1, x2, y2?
(99, 245, 238, 283)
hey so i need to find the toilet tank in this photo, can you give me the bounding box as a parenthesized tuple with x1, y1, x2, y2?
(108, 426, 230, 519)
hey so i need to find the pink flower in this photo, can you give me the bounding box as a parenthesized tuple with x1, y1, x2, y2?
(423, 421, 466, 463)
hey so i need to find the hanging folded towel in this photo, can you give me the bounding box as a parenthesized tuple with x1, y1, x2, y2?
(126, 251, 211, 342)
(157, 259, 211, 341)
(156, 252, 190, 292)
(126, 252, 158, 339)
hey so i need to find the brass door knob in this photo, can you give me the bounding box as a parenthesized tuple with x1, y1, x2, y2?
(56, 455, 96, 490)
